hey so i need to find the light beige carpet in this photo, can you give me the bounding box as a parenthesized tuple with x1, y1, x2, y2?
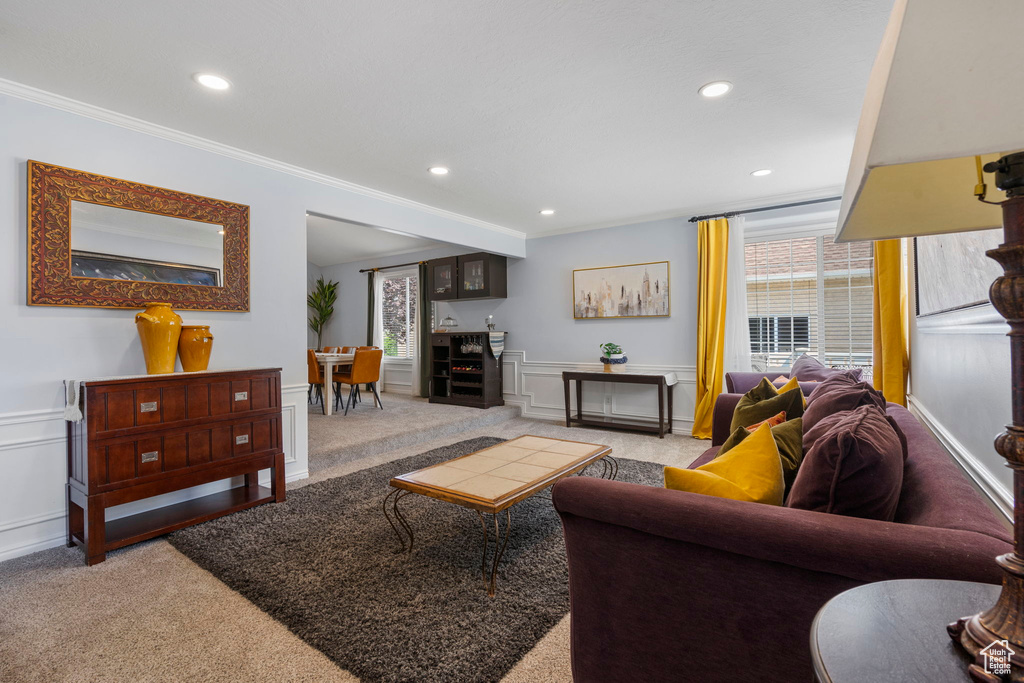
(0, 402, 708, 683)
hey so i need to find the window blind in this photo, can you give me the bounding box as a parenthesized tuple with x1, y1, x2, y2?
(745, 235, 873, 377)
(381, 272, 418, 359)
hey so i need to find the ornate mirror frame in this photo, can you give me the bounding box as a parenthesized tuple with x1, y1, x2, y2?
(27, 161, 250, 311)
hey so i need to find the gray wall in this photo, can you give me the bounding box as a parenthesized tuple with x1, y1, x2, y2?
(0, 92, 524, 562)
(907, 244, 1013, 516)
(319, 216, 698, 366)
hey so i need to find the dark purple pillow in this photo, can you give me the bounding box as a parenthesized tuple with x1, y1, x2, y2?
(802, 373, 887, 434)
(791, 354, 864, 382)
(788, 404, 905, 521)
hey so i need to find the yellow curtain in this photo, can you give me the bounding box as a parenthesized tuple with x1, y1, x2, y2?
(872, 239, 908, 406)
(693, 218, 730, 439)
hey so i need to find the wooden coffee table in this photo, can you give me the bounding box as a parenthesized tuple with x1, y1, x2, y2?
(384, 435, 616, 595)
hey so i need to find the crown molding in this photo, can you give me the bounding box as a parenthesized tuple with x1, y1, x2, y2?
(0, 77, 526, 241)
(525, 186, 846, 240)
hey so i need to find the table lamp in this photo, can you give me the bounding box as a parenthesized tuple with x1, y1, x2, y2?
(837, 0, 1024, 679)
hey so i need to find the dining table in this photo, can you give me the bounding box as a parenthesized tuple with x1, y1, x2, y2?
(314, 351, 353, 416)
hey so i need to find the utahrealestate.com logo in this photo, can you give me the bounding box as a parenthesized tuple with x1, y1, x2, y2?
(981, 639, 1014, 677)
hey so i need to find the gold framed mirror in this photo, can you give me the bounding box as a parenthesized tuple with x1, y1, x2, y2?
(27, 161, 250, 311)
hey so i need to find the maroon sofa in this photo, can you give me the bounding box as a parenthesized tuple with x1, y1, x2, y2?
(552, 395, 1011, 683)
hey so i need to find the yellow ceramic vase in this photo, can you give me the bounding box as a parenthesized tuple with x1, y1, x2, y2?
(178, 325, 215, 372)
(135, 303, 182, 374)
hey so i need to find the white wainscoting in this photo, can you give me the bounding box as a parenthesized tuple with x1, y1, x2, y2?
(908, 396, 1013, 523)
(499, 350, 697, 434)
(382, 359, 414, 395)
(0, 383, 309, 563)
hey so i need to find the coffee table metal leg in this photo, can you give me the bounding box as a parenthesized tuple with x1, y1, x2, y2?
(476, 509, 512, 597)
(392, 491, 415, 554)
(384, 488, 415, 553)
(489, 510, 512, 597)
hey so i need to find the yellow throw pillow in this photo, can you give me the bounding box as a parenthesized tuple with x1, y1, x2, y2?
(776, 376, 807, 407)
(664, 424, 784, 505)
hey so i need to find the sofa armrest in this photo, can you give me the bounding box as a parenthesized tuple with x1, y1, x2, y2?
(711, 393, 742, 446)
(553, 477, 1007, 584)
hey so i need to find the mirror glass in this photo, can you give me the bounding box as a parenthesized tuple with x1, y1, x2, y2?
(69, 201, 224, 286)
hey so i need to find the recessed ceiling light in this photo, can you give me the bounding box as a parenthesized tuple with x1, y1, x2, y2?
(193, 73, 231, 90)
(698, 81, 732, 98)
(429, 166, 449, 175)
(539, 209, 555, 215)
(750, 169, 773, 177)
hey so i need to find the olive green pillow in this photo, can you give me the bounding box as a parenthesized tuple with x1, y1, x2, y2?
(720, 417, 804, 494)
(730, 377, 805, 433)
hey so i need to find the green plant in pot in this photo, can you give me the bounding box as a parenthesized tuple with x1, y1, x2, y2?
(599, 342, 627, 365)
(308, 275, 339, 349)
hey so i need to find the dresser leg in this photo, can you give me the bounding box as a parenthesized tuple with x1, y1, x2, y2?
(84, 498, 106, 565)
(66, 485, 80, 548)
(271, 453, 286, 503)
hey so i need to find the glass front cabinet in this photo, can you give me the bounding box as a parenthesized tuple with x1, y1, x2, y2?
(428, 257, 458, 300)
(426, 252, 507, 301)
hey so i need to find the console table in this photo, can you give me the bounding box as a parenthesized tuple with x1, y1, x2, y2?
(561, 370, 676, 438)
(65, 367, 286, 565)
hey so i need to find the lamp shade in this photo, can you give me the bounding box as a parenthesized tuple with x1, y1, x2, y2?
(835, 0, 1024, 243)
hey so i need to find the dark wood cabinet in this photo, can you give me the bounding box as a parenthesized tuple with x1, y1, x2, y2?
(429, 332, 505, 408)
(426, 252, 507, 301)
(66, 367, 286, 565)
(427, 256, 458, 301)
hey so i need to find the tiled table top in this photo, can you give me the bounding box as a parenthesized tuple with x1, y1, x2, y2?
(390, 435, 611, 512)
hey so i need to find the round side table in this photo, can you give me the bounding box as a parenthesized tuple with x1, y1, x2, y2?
(811, 579, 1000, 682)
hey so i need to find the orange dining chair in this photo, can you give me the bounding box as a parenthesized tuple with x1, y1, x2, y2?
(334, 348, 384, 415)
(307, 349, 326, 414)
(341, 346, 356, 353)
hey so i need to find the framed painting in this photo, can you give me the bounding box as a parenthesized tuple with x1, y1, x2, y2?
(914, 228, 1002, 317)
(573, 261, 670, 319)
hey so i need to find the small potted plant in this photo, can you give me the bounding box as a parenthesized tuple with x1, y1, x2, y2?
(599, 342, 627, 368)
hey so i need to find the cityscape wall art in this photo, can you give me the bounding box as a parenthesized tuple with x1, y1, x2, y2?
(572, 261, 670, 319)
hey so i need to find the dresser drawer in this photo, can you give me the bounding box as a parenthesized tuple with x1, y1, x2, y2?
(85, 371, 280, 438)
(86, 413, 281, 490)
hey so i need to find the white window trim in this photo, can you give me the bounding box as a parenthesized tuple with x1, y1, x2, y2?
(379, 267, 419, 364)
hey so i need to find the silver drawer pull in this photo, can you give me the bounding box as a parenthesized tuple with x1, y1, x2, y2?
(234, 391, 248, 401)
(235, 434, 249, 445)
(140, 401, 158, 413)
(141, 451, 159, 463)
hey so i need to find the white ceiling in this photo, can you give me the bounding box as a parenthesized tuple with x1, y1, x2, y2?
(0, 0, 893, 237)
(306, 215, 442, 268)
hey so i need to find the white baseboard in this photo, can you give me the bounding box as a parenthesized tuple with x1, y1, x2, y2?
(908, 395, 1013, 523)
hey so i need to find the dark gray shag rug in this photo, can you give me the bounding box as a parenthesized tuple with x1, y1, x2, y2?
(169, 437, 664, 682)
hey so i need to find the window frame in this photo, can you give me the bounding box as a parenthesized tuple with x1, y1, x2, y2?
(378, 267, 419, 363)
(744, 226, 873, 373)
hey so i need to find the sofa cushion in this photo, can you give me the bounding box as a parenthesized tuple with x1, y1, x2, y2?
(720, 417, 804, 495)
(802, 373, 887, 434)
(665, 424, 783, 505)
(788, 404, 905, 520)
(731, 378, 805, 433)
(775, 376, 807, 407)
(791, 354, 863, 382)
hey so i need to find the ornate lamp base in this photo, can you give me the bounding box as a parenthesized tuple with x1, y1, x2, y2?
(949, 153, 1024, 682)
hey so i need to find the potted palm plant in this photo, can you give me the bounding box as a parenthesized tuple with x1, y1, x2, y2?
(307, 276, 339, 349)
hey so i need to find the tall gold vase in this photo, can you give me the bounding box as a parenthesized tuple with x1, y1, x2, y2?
(135, 303, 182, 374)
(178, 325, 214, 372)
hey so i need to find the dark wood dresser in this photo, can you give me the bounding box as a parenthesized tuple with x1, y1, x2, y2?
(429, 332, 505, 408)
(66, 367, 286, 565)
